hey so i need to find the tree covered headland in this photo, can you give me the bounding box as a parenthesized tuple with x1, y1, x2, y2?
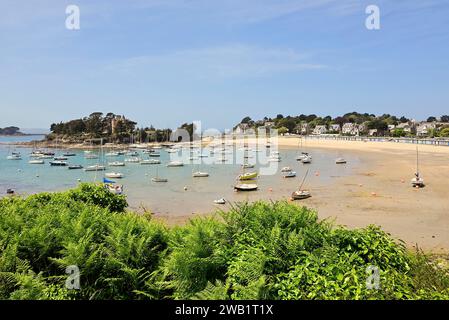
(0, 126, 22, 135)
(0, 184, 448, 300)
(48, 112, 173, 144)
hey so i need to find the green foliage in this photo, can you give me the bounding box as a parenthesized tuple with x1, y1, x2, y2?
(0, 188, 448, 300)
(0, 185, 168, 300)
(439, 128, 449, 137)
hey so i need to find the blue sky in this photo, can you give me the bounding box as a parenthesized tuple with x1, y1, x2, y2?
(1, 0, 449, 131)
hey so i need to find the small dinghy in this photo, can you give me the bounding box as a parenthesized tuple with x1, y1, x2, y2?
(6, 188, 15, 195)
(105, 172, 124, 179)
(124, 157, 140, 163)
(29, 159, 44, 164)
(214, 198, 226, 204)
(242, 163, 255, 169)
(63, 152, 76, 157)
(291, 190, 311, 200)
(68, 165, 83, 170)
(335, 158, 347, 164)
(105, 183, 123, 195)
(283, 171, 297, 178)
(50, 160, 67, 166)
(151, 177, 168, 183)
(281, 167, 292, 172)
(54, 156, 68, 161)
(238, 172, 258, 181)
(234, 184, 258, 192)
(108, 161, 125, 167)
(105, 152, 120, 157)
(7, 154, 22, 160)
(411, 174, 424, 188)
(84, 165, 106, 171)
(140, 159, 161, 165)
(103, 178, 123, 195)
(193, 171, 209, 177)
(167, 161, 184, 167)
(301, 155, 312, 164)
(149, 153, 161, 157)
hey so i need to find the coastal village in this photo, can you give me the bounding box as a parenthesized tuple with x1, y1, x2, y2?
(234, 113, 449, 139)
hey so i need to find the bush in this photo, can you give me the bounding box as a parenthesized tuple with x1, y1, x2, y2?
(0, 187, 448, 300)
(0, 185, 168, 300)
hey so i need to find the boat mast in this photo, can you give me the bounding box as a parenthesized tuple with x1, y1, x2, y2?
(298, 169, 309, 191)
(416, 146, 419, 176)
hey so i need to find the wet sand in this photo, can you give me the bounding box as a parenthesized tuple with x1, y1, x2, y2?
(153, 137, 449, 252)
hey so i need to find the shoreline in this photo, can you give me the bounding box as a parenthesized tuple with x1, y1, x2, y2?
(150, 138, 449, 253)
(3, 136, 449, 252)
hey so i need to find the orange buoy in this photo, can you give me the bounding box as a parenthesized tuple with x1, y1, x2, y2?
(371, 192, 377, 197)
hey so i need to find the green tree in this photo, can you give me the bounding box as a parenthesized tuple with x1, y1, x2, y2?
(439, 128, 449, 137)
(277, 126, 289, 135)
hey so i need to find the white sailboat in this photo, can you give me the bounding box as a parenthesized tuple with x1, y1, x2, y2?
(109, 161, 125, 167)
(105, 172, 124, 179)
(411, 146, 425, 188)
(234, 163, 258, 191)
(7, 154, 22, 160)
(192, 160, 209, 177)
(29, 159, 45, 164)
(301, 153, 312, 164)
(140, 159, 161, 165)
(167, 161, 184, 167)
(84, 164, 106, 171)
(151, 166, 168, 182)
(291, 169, 311, 200)
(193, 171, 209, 177)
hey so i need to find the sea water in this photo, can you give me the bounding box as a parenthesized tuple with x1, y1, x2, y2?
(0, 136, 361, 215)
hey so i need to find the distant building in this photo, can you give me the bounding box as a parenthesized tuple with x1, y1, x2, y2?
(111, 115, 126, 135)
(341, 123, 367, 136)
(396, 122, 412, 133)
(235, 123, 250, 134)
(300, 122, 309, 135)
(368, 129, 378, 136)
(342, 123, 359, 135)
(416, 122, 436, 136)
(329, 124, 341, 133)
(312, 125, 327, 135)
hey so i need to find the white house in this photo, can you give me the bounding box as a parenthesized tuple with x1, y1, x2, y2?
(300, 123, 309, 135)
(312, 125, 327, 135)
(396, 122, 412, 133)
(329, 124, 341, 133)
(416, 122, 436, 136)
(342, 123, 359, 135)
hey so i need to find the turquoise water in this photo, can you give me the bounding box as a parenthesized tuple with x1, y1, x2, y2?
(0, 137, 361, 215)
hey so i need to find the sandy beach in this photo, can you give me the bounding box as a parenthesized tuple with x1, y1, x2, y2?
(4, 135, 449, 252)
(153, 137, 449, 253)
